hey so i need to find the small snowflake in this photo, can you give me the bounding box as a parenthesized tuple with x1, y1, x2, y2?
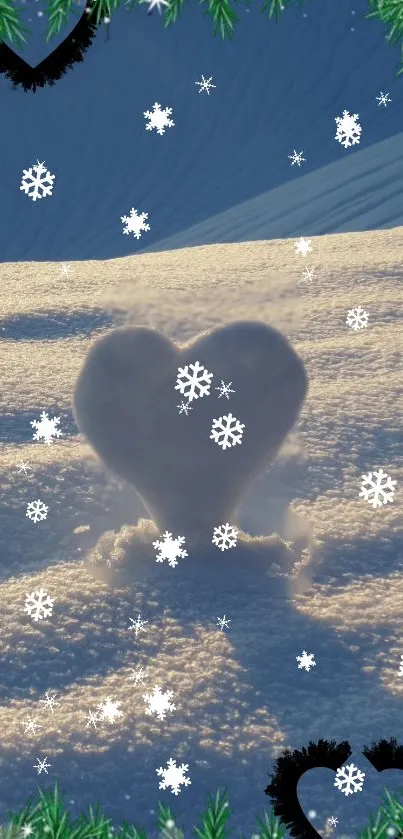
(346, 305, 369, 330)
(85, 709, 100, 730)
(97, 697, 123, 723)
(60, 263, 72, 275)
(128, 614, 148, 636)
(215, 380, 235, 399)
(359, 468, 396, 508)
(140, 0, 169, 13)
(195, 74, 216, 94)
(33, 756, 51, 775)
(24, 588, 54, 621)
(129, 666, 147, 685)
(144, 102, 175, 135)
(21, 827, 35, 838)
(299, 267, 315, 285)
(23, 715, 43, 735)
(398, 655, 403, 677)
(334, 763, 365, 796)
(335, 110, 362, 148)
(376, 91, 391, 107)
(212, 523, 238, 551)
(177, 401, 192, 415)
(294, 237, 312, 256)
(20, 160, 55, 201)
(153, 531, 188, 568)
(326, 816, 338, 827)
(30, 411, 62, 445)
(156, 758, 191, 795)
(17, 461, 32, 476)
(288, 149, 306, 166)
(143, 685, 176, 720)
(121, 207, 151, 239)
(296, 650, 316, 671)
(175, 361, 213, 402)
(216, 615, 231, 630)
(210, 413, 245, 450)
(26, 499, 49, 523)
(39, 691, 59, 714)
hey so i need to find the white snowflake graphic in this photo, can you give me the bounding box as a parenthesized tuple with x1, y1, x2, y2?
(359, 468, 396, 508)
(156, 758, 191, 795)
(346, 306, 369, 330)
(17, 461, 32, 476)
(177, 401, 192, 415)
(33, 756, 51, 775)
(143, 685, 176, 720)
(85, 709, 100, 730)
(326, 816, 338, 828)
(294, 237, 312, 256)
(121, 207, 151, 239)
(153, 531, 188, 568)
(60, 263, 72, 275)
(140, 0, 169, 13)
(23, 715, 43, 735)
(30, 411, 62, 445)
(20, 160, 55, 201)
(212, 523, 238, 551)
(334, 763, 365, 796)
(398, 655, 403, 677)
(26, 499, 49, 523)
(130, 666, 147, 685)
(24, 588, 54, 622)
(288, 149, 306, 166)
(175, 361, 213, 402)
(299, 267, 315, 286)
(376, 91, 391, 107)
(97, 696, 123, 723)
(195, 74, 216, 94)
(215, 380, 235, 399)
(21, 827, 35, 838)
(144, 102, 175, 135)
(216, 615, 231, 630)
(39, 691, 59, 714)
(128, 614, 148, 636)
(335, 110, 362, 148)
(210, 413, 245, 450)
(296, 650, 316, 672)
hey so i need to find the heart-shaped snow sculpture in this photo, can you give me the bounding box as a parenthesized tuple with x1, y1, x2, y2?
(73, 321, 308, 543)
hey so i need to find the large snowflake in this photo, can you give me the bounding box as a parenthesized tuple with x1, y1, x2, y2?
(143, 685, 176, 720)
(121, 207, 151, 239)
(346, 306, 369, 331)
(296, 650, 316, 672)
(26, 499, 49, 523)
(30, 411, 62, 445)
(175, 361, 213, 402)
(144, 103, 175, 135)
(334, 763, 365, 796)
(20, 160, 55, 201)
(97, 697, 123, 723)
(24, 588, 54, 622)
(359, 468, 396, 508)
(212, 523, 238, 551)
(210, 413, 245, 450)
(153, 531, 188, 568)
(156, 758, 191, 794)
(335, 110, 362, 148)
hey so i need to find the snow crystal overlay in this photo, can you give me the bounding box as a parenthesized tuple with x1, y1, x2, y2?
(334, 763, 365, 796)
(153, 531, 188, 568)
(24, 588, 54, 621)
(144, 103, 175, 135)
(156, 758, 191, 794)
(30, 411, 62, 445)
(359, 468, 396, 508)
(20, 161, 55, 201)
(210, 413, 245, 450)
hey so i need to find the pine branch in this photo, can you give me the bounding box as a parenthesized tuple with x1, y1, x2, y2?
(0, 0, 28, 45)
(255, 809, 286, 839)
(365, 0, 403, 75)
(193, 789, 232, 839)
(46, 0, 77, 40)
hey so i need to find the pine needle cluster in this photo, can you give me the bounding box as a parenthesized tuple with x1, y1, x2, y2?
(1, 0, 403, 77)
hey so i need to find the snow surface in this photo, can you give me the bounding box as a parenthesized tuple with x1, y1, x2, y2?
(0, 228, 402, 837)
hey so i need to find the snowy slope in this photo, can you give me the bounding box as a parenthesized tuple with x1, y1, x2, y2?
(0, 228, 402, 838)
(1, 0, 403, 263)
